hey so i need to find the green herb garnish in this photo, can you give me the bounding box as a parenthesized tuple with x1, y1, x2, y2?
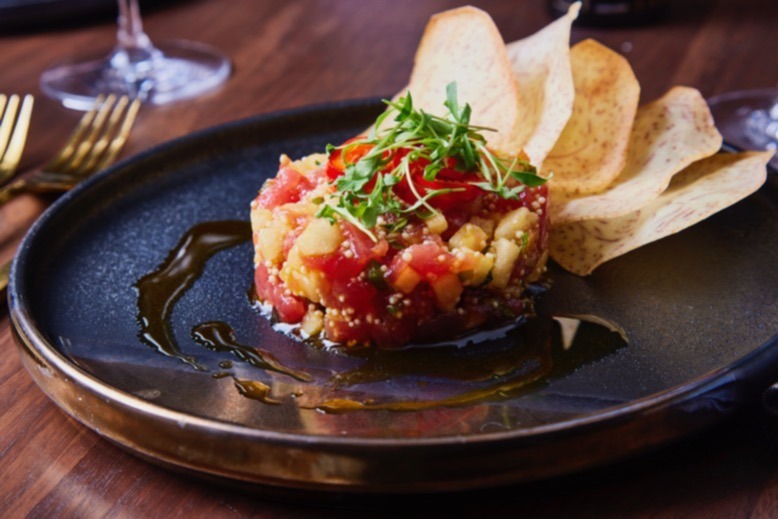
(316, 82, 546, 241)
(364, 259, 389, 290)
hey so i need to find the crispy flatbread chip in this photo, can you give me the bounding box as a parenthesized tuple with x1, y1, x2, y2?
(506, 2, 579, 167)
(549, 150, 772, 276)
(551, 86, 723, 225)
(406, 6, 521, 155)
(542, 39, 640, 194)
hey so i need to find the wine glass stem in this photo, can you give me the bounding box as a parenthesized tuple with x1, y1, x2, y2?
(116, 0, 153, 51)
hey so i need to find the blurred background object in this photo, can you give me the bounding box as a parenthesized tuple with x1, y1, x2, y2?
(549, 0, 668, 26)
(708, 88, 778, 169)
(0, 0, 182, 33)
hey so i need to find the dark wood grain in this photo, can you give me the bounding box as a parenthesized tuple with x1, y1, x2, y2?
(1, 0, 777, 516)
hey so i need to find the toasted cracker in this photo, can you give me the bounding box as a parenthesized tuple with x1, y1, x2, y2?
(551, 86, 723, 225)
(549, 151, 773, 276)
(506, 2, 579, 168)
(406, 6, 521, 155)
(542, 39, 640, 195)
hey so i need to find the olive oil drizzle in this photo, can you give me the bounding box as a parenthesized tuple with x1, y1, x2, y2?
(310, 314, 628, 413)
(233, 378, 281, 405)
(134, 220, 628, 412)
(134, 220, 251, 370)
(192, 321, 312, 382)
(315, 359, 552, 413)
(328, 322, 542, 389)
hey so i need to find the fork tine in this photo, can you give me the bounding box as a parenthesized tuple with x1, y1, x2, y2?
(94, 98, 140, 172)
(0, 95, 33, 180)
(77, 96, 132, 175)
(57, 94, 118, 174)
(0, 95, 8, 152)
(0, 94, 138, 208)
(45, 94, 106, 172)
(0, 94, 20, 159)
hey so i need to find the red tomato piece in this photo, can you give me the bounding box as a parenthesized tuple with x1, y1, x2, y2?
(254, 262, 306, 323)
(303, 222, 389, 280)
(257, 167, 316, 210)
(388, 242, 455, 284)
(326, 138, 374, 180)
(392, 157, 484, 213)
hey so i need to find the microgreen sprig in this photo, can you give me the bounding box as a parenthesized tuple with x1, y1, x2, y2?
(316, 82, 546, 240)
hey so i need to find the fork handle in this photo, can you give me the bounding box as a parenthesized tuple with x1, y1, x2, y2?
(0, 259, 8, 304)
(0, 176, 69, 207)
(0, 178, 30, 206)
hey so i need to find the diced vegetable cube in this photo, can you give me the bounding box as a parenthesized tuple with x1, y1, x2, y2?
(425, 212, 448, 235)
(460, 251, 494, 286)
(257, 223, 289, 264)
(280, 247, 328, 303)
(431, 273, 463, 311)
(392, 265, 422, 294)
(494, 207, 538, 241)
(297, 218, 343, 256)
(489, 238, 521, 288)
(449, 223, 488, 251)
(301, 308, 324, 336)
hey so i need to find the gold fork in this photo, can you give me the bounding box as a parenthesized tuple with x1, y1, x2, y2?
(0, 94, 140, 206)
(0, 94, 140, 298)
(0, 94, 34, 185)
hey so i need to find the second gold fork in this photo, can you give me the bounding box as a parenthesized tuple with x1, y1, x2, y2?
(0, 94, 34, 185)
(0, 95, 140, 299)
(0, 94, 140, 206)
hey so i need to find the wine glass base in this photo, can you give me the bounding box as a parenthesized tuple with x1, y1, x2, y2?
(40, 39, 231, 110)
(707, 88, 778, 169)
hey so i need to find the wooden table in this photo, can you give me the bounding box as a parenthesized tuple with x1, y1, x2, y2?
(1, 0, 777, 516)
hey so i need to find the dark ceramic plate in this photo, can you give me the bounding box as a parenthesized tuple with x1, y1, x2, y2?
(10, 99, 778, 493)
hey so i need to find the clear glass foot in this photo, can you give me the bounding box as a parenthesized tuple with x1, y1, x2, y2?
(40, 0, 230, 110)
(41, 39, 231, 110)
